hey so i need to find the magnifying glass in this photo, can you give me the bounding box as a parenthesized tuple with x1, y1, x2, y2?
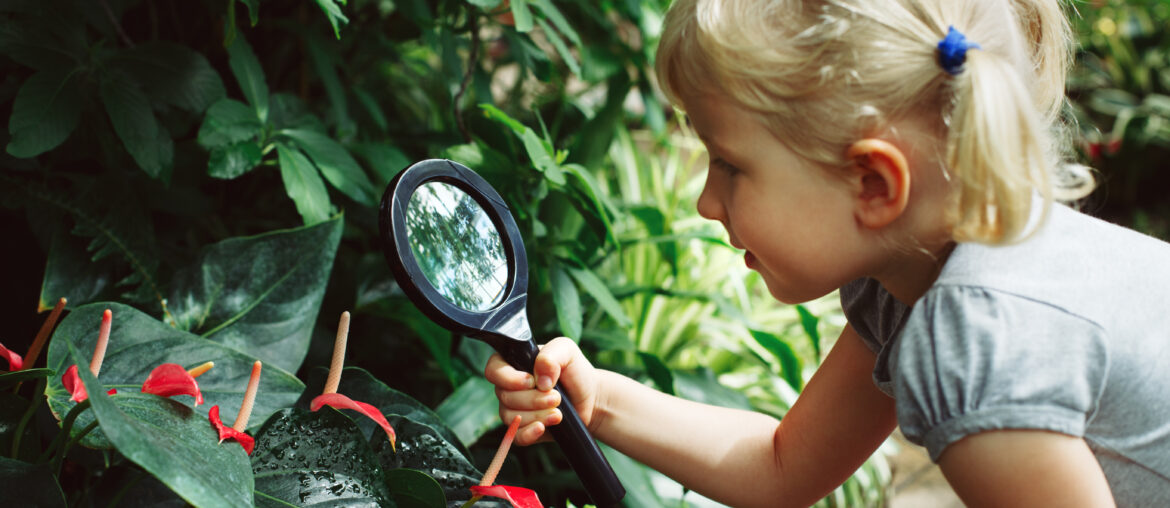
(379, 159, 626, 507)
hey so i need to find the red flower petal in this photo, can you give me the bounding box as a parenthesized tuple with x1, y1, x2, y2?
(141, 363, 204, 405)
(209, 405, 255, 455)
(469, 485, 544, 508)
(310, 393, 397, 449)
(61, 365, 114, 402)
(0, 342, 23, 371)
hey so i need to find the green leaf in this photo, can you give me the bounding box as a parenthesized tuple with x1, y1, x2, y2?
(276, 143, 333, 225)
(435, 377, 499, 448)
(67, 343, 255, 507)
(226, 34, 269, 123)
(385, 469, 446, 508)
(237, 0, 259, 26)
(0, 457, 66, 508)
(749, 329, 804, 392)
(467, 0, 502, 8)
(795, 304, 821, 359)
(549, 263, 582, 339)
(352, 142, 410, 190)
(208, 141, 263, 179)
(279, 128, 376, 206)
(637, 352, 675, 395)
(252, 408, 393, 507)
(374, 418, 483, 505)
(6, 68, 82, 158)
(100, 73, 174, 178)
(509, 0, 533, 32)
(0, 368, 53, 390)
(314, 0, 350, 38)
(46, 303, 305, 447)
(673, 368, 753, 410)
(112, 42, 227, 113)
(39, 225, 120, 311)
(304, 33, 350, 130)
(567, 266, 631, 327)
(168, 216, 343, 373)
(479, 104, 565, 184)
(353, 87, 388, 133)
(534, 17, 580, 77)
(197, 98, 263, 150)
(531, 0, 581, 46)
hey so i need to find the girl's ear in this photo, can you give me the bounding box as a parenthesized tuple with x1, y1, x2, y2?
(846, 139, 911, 229)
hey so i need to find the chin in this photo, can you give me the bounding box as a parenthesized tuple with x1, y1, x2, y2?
(764, 280, 832, 305)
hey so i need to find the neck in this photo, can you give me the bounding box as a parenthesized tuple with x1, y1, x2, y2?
(872, 240, 955, 306)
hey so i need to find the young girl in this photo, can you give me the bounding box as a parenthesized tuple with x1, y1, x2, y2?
(486, 0, 1170, 505)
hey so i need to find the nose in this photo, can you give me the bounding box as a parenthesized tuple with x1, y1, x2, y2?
(695, 167, 724, 223)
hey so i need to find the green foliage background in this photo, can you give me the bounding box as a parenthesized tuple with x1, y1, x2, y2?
(1, 0, 1164, 507)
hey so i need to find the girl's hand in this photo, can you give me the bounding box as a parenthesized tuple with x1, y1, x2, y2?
(483, 337, 599, 445)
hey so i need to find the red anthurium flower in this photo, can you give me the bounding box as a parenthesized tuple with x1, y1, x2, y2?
(311, 312, 398, 451)
(141, 363, 204, 405)
(468, 485, 543, 508)
(310, 392, 397, 450)
(208, 405, 255, 455)
(0, 342, 23, 371)
(62, 364, 116, 402)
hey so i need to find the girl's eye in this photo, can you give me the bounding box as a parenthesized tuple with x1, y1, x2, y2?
(712, 158, 740, 175)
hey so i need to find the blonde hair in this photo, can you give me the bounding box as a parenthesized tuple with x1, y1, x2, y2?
(655, 0, 1094, 243)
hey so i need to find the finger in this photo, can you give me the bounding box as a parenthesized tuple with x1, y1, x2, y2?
(500, 407, 561, 434)
(516, 421, 547, 446)
(533, 337, 580, 392)
(484, 353, 535, 390)
(496, 387, 561, 411)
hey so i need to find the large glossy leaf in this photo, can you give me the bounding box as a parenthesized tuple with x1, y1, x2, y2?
(277, 143, 334, 225)
(168, 215, 343, 373)
(435, 377, 500, 448)
(100, 71, 174, 179)
(6, 68, 83, 158)
(0, 457, 66, 508)
(252, 408, 394, 507)
(70, 345, 254, 507)
(373, 417, 482, 506)
(45, 303, 304, 447)
(279, 128, 376, 206)
(385, 468, 446, 508)
(298, 367, 465, 455)
(39, 225, 120, 311)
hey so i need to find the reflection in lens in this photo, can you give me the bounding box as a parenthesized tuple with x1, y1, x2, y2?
(405, 182, 508, 311)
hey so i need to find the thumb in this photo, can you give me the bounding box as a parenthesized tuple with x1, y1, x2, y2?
(533, 336, 580, 392)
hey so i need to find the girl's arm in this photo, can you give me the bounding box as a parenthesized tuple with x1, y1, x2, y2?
(488, 325, 896, 507)
(938, 430, 1115, 507)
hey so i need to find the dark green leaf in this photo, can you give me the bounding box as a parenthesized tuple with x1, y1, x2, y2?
(637, 352, 675, 395)
(374, 417, 482, 505)
(352, 142, 410, 190)
(168, 216, 343, 373)
(531, 0, 581, 46)
(353, 87, 388, 133)
(100, 73, 173, 178)
(0, 390, 40, 461)
(280, 128, 376, 206)
(39, 225, 120, 310)
(314, 0, 350, 38)
(0, 457, 66, 508)
(385, 468, 446, 508)
(749, 329, 803, 392)
(197, 98, 263, 150)
(479, 105, 564, 184)
(795, 304, 821, 359)
(238, 0, 259, 26)
(276, 143, 333, 225)
(434, 377, 499, 448)
(226, 34, 269, 123)
(534, 17, 580, 77)
(113, 42, 227, 113)
(46, 303, 305, 447)
(549, 263, 582, 339)
(208, 141, 263, 179)
(68, 344, 255, 507)
(0, 368, 53, 390)
(6, 68, 82, 158)
(467, 0, 502, 8)
(252, 408, 393, 507)
(304, 34, 350, 130)
(567, 266, 631, 327)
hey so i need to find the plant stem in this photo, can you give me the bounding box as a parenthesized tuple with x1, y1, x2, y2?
(233, 360, 262, 431)
(324, 312, 350, 395)
(10, 377, 46, 459)
(54, 421, 99, 477)
(38, 400, 92, 464)
(27, 297, 66, 370)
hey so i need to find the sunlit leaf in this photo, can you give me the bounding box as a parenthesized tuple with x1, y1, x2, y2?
(567, 266, 631, 327)
(314, 0, 350, 39)
(435, 377, 499, 449)
(749, 329, 804, 392)
(280, 128, 376, 206)
(549, 263, 582, 339)
(509, 0, 533, 32)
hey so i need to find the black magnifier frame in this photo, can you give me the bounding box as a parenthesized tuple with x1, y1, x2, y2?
(379, 159, 625, 507)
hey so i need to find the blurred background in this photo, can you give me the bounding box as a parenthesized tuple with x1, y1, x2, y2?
(1, 0, 1165, 506)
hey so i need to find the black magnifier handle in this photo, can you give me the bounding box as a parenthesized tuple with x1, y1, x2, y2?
(499, 339, 626, 508)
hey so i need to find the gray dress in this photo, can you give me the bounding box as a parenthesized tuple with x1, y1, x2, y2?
(840, 203, 1170, 506)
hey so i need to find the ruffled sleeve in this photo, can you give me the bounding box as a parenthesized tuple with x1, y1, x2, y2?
(892, 285, 1109, 462)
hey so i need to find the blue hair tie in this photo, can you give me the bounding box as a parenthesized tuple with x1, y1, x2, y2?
(937, 26, 981, 75)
